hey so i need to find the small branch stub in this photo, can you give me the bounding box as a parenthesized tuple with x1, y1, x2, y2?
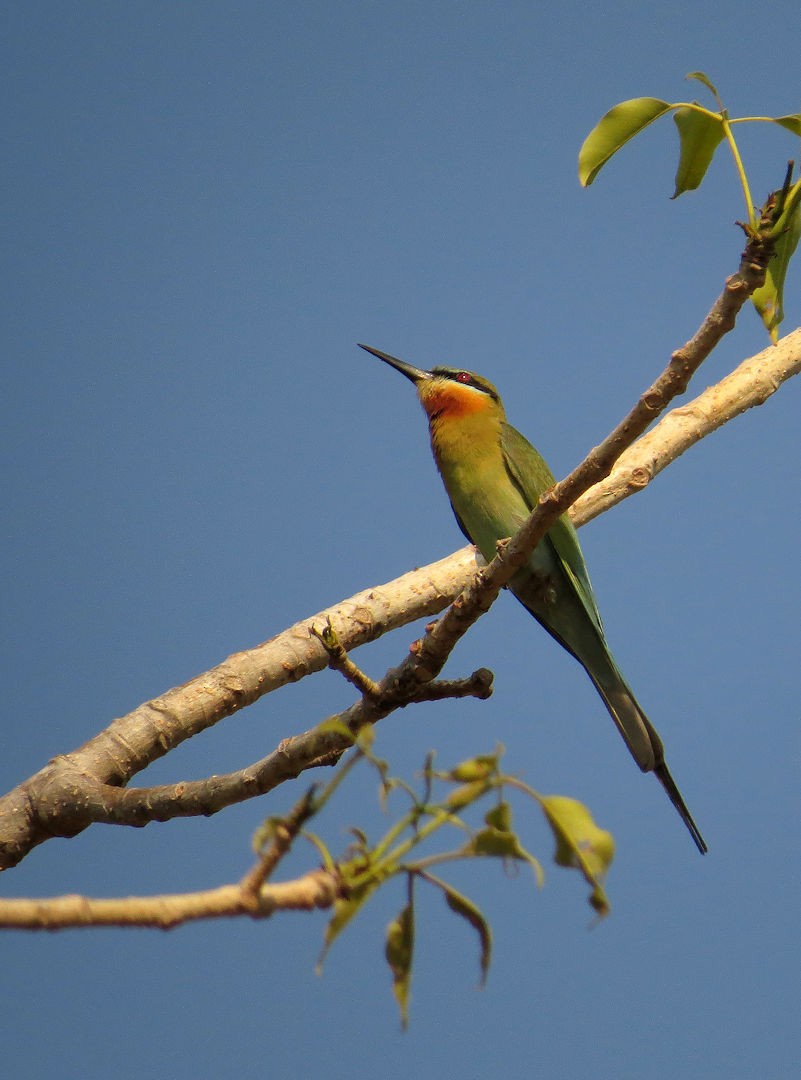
(310, 618, 382, 698)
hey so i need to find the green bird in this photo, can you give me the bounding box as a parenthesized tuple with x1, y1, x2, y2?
(359, 343, 706, 854)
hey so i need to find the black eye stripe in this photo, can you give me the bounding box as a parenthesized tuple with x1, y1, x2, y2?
(429, 366, 499, 403)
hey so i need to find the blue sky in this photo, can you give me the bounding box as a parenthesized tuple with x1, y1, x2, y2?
(2, 3, 799, 1078)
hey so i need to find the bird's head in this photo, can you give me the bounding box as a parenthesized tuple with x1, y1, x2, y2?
(358, 343, 503, 423)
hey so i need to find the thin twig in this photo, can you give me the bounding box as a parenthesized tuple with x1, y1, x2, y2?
(310, 618, 382, 697)
(239, 787, 319, 904)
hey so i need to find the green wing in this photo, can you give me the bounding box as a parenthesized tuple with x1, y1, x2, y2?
(499, 422, 606, 638)
(499, 425, 707, 852)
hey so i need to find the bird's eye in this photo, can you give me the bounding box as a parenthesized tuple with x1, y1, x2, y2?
(455, 372, 472, 384)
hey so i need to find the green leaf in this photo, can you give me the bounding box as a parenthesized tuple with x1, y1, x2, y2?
(447, 753, 498, 782)
(484, 800, 512, 832)
(317, 880, 379, 971)
(441, 883, 492, 985)
(445, 780, 491, 811)
(752, 183, 801, 341)
(468, 801, 544, 885)
(302, 828, 336, 871)
(471, 827, 523, 858)
(579, 97, 673, 186)
(685, 71, 720, 100)
(772, 114, 801, 138)
(539, 795, 615, 917)
(470, 826, 545, 886)
(385, 901, 415, 1029)
(672, 105, 725, 197)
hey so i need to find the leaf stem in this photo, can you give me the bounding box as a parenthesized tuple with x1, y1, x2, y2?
(720, 116, 756, 228)
(347, 805, 470, 890)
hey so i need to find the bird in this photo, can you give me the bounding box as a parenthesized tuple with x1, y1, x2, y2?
(358, 342, 707, 854)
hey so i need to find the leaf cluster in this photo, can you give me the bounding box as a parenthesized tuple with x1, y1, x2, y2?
(579, 71, 801, 340)
(303, 734, 613, 1027)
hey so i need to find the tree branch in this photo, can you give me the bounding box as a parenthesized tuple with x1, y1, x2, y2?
(0, 547, 478, 867)
(573, 326, 801, 523)
(0, 869, 342, 930)
(2, 235, 797, 873)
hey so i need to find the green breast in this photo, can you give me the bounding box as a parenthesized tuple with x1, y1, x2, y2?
(432, 423, 530, 562)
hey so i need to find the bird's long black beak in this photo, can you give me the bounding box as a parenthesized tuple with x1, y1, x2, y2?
(357, 343, 433, 384)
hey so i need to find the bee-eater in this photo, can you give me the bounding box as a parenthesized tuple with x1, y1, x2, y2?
(359, 343, 706, 854)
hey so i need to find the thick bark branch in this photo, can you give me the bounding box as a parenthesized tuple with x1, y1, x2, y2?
(0, 548, 478, 867)
(573, 326, 801, 523)
(1, 260, 798, 872)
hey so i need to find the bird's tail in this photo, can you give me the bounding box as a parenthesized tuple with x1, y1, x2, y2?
(586, 658, 708, 855)
(653, 762, 708, 855)
(511, 571, 706, 853)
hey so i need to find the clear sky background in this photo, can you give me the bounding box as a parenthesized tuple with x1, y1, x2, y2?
(3, 4, 799, 1078)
